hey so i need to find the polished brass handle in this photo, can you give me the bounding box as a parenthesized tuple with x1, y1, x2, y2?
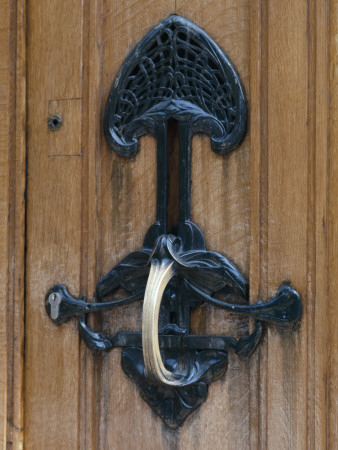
(142, 257, 179, 385)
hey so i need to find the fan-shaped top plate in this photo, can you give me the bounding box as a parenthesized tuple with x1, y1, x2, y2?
(104, 15, 247, 157)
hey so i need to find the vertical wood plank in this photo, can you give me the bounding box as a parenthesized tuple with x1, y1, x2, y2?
(25, 0, 84, 448)
(0, 0, 26, 448)
(329, 0, 338, 445)
(0, 4, 11, 445)
(250, 1, 329, 449)
(80, 1, 103, 448)
(249, 0, 269, 448)
(309, 1, 329, 448)
(266, 2, 308, 449)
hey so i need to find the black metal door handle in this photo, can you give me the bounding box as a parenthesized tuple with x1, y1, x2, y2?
(45, 15, 301, 429)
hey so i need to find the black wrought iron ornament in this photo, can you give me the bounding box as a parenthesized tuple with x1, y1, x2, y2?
(45, 15, 301, 429)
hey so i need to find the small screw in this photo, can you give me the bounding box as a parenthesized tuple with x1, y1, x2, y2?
(48, 114, 63, 131)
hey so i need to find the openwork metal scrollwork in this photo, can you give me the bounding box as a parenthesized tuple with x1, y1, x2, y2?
(104, 15, 246, 157)
(46, 15, 301, 429)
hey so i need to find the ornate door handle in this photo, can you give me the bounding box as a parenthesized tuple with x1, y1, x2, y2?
(45, 15, 301, 428)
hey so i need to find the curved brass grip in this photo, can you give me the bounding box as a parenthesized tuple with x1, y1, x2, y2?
(142, 258, 191, 386)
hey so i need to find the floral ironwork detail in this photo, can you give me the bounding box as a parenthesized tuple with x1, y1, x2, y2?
(45, 15, 301, 429)
(46, 233, 300, 428)
(104, 15, 246, 157)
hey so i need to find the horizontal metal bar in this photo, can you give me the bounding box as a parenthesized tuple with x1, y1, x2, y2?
(91, 330, 238, 351)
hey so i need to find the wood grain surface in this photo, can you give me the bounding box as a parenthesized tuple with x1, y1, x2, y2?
(0, 0, 335, 448)
(0, 1, 26, 448)
(25, 0, 84, 448)
(329, 0, 338, 445)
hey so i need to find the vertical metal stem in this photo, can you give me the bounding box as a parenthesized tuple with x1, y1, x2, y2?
(155, 123, 168, 235)
(178, 122, 192, 233)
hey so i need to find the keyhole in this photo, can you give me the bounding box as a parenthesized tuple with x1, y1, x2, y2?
(48, 292, 62, 319)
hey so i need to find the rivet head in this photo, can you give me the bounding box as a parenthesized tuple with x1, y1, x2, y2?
(48, 114, 63, 131)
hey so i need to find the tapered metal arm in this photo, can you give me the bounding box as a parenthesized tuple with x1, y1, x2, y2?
(45, 284, 144, 325)
(184, 281, 301, 329)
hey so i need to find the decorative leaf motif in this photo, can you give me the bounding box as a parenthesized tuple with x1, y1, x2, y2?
(121, 347, 227, 429)
(178, 250, 248, 298)
(150, 234, 248, 299)
(96, 250, 151, 298)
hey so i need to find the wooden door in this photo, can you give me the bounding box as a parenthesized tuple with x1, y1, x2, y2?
(1, 1, 338, 448)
